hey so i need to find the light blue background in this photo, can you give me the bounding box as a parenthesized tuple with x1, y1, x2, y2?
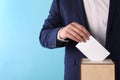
(0, 0, 64, 80)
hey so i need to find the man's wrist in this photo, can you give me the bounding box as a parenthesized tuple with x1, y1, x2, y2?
(57, 28, 68, 42)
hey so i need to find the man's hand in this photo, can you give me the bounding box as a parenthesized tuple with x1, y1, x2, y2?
(59, 22, 90, 42)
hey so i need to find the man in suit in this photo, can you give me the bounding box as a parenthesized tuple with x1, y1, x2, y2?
(39, 0, 120, 80)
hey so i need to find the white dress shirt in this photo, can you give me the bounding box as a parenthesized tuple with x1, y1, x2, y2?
(83, 0, 110, 46)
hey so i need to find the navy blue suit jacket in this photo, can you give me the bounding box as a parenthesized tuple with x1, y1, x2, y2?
(40, 0, 120, 80)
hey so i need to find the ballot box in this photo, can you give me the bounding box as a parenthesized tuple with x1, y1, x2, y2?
(80, 58, 115, 80)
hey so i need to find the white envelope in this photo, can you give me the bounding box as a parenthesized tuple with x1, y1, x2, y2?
(76, 36, 110, 61)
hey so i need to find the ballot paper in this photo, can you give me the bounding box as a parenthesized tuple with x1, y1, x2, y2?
(76, 36, 110, 61)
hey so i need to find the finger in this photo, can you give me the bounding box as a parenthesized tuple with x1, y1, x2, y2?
(73, 22, 90, 35)
(71, 22, 90, 37)
(70, 24, 89, 40)
(66, 31, 80, 42)
(66, 29, 86, 42)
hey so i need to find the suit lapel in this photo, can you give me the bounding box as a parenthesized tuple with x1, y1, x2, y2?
(76, 0, 118, 33)
(107, 0, 118, 33)
(76, 0, 88, 29)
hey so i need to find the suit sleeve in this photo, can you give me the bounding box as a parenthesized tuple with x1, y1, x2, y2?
(39, 0, 67, 49)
